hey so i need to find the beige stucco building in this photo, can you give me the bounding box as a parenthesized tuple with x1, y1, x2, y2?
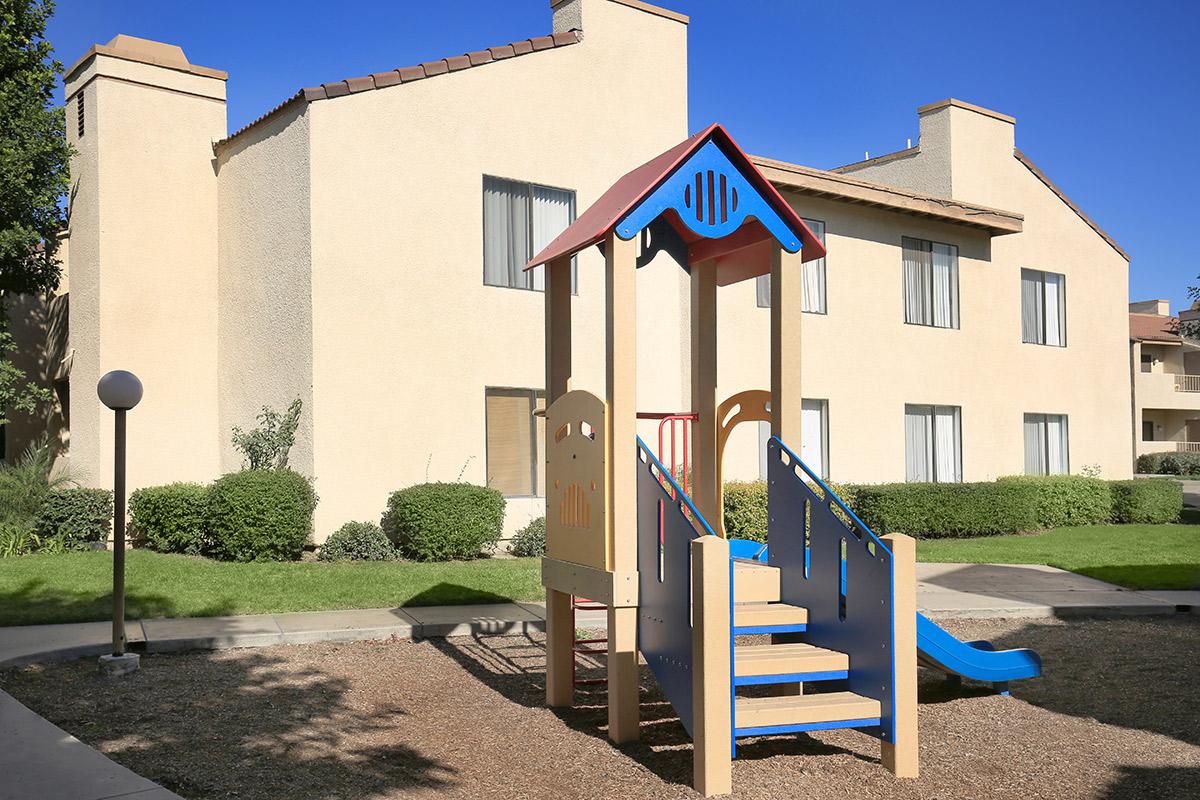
(1130, 299, 1200, 457)
(14, 0, 1137, 542)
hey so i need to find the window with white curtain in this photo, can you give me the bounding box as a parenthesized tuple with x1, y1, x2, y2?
(902, 237, 959, 329)
(483, 176, 576, 292)
(757, 399, 829, 480)
(485, 388, 546, 496)
(756, 218, 826, 312)
(904, 404, 962, 482)
(1021, 269, 1066, 346)
(1024, 413, 1069, 475)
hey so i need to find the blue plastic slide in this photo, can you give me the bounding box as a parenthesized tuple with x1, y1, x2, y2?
(916, 612, 1042, 686)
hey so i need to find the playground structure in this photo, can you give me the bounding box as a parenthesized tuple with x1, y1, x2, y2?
(527, 124, 1040, 796)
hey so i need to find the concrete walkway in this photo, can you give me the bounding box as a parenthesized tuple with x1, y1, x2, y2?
(0, 563, 1191, 669)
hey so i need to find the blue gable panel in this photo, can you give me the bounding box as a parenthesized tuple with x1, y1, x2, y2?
(615, 139, 802, 252)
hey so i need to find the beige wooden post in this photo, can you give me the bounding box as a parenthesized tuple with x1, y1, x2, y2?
(690, 258, 719, 524)
(544, 256, 574, 708)
(692, 534, 733, 796)
(881, 533, 919, 778)
(770, 244, 804, 443)
(605, 231, 640, 742)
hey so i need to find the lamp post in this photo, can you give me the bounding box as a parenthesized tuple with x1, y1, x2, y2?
(97, 370, 142, 677)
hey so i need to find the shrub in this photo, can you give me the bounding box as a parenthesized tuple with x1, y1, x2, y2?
(33, 488, 112, 549)
(723, 481, 768, 542)
(510, 516, 546, 557)
(851, 481, 1040, 539)
(0, 521, 35, 557)
(207, 469, 316, 561)
(382, 482, 504, 561)
(231, 398, 303, 470)
(129, 483, 210, 554)
(0, 437, 73, 526)
(998, 475, 1113, 528)
(1111, 479, 1183, 524)
(318, 521, 395, 561)
(1137, 451, 1200, 477)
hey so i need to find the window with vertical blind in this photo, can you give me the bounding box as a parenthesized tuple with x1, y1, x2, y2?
(904, 404, 962, 482)
(902, 237, 959, 329)
(757, 399, 829, 480)
(756, 218, 826, 312)
(484, 388, 546, 497)
(483, 176, 576, 292)
(1021, 269, 1066, 346)
(1024, 413, 1069, 475)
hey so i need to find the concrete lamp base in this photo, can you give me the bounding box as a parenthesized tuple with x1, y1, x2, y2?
(98, 653, 140, 677)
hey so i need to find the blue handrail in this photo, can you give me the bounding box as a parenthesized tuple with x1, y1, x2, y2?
(636, 435, 717, 537)
(772, 437, 893, 556)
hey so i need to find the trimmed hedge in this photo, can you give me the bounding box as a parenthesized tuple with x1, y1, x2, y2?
(129, 482, 210, 555)
(382, 482, 504, 561)
(318, 521, 396, 562)
(33, 488, 113, 549)
(1136, 451, 1200, 477)
(510, 516, 546, 557)
(207, 469, 317, 562)
(1111, 479, 1183, 524)
(723, 481, 768, 542)
(997, 475, 1113, 528)
(852, 481, 1041, 538)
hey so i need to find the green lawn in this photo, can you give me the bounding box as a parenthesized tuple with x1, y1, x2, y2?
(917, 523, 1200, 590)
(0, 550, 543, 627)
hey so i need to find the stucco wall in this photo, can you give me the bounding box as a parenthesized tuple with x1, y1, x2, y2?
(216, 104, 314, 478)
(64, 54, 225, 491)
(303, 0, 689, 537)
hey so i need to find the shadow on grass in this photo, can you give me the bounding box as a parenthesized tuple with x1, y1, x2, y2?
(1, 648, 455, 799)
(1074, 564, 1200, 591)
(0, 578, 238, 628)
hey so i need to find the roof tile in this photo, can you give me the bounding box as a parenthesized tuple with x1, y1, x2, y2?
(551, 30, 579, 46)
(322, 81, 350, 98)
(489, 44, 516, 60)
(345, 76, 375, 93)
(1130, 313, 1181, 343)
(445, 55, 471, 72)
(301, 86, 326, 101)
(397, 65, 426, 82)
(421, 59, 449, 76)
(466, 49, 493, 66)
(511, 40, 534, 55)
(529, 35, 555, 51)
(371, 70, 401, 88)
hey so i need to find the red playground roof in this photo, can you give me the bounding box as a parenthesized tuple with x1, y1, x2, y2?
(526, 123, 825, 285)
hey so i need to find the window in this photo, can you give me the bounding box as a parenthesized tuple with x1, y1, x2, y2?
(1024, 413, 1069, 475)
(756, 218, 826, 312)
(902, 237, 959, 329)
(1140, 352, 1154, 373)
(483, 176, 576, 292)
(485, 388, 545, 497)
(904, 404, 961, 482)
(77, 91, 85, 138)
(757, 399, 829, 480)
(1021, 269, 1066, 346)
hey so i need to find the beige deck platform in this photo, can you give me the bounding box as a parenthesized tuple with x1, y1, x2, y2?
(735, 642, 848, 677)
(735, 691, 882, 729)
(733, 601, 808, 629)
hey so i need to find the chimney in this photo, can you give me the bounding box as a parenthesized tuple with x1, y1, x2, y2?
(1129, 300, 1172, 316)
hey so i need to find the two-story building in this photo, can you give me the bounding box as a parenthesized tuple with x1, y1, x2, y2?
(1130, 300, 1200, 457)
(16, 0, 1135, 541)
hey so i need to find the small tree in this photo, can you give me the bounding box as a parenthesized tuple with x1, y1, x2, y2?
(231, 398, 303, 470)
(1182, 274, 1200, 340)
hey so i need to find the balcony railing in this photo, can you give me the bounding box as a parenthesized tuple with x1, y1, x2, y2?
(1175, 374, 1200, 393)
(1176, 441, 1200, 453)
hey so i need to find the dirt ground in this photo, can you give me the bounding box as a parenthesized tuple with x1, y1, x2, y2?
(2, 616, 1198, 800)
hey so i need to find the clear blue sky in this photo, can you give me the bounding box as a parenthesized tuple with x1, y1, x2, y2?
(49, 0, 1196, 311)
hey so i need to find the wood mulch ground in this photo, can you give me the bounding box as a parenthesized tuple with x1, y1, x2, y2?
(2, 616, 1198, 799)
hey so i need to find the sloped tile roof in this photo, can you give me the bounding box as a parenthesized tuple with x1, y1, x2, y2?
(1130, 313, 1181, 343)
(214, 30, 582, 153)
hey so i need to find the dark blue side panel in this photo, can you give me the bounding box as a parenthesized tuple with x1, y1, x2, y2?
(636, 438, 710, 738)
(767, 437, 897, 744)
(917, 612, 1042, 683)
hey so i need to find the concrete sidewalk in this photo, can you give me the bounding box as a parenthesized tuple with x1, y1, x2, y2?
(0, 563, 1191, 669)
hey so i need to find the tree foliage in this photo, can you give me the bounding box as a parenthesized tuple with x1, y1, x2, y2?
(0, 0, 71, 296)
(231, 398, 303, 470)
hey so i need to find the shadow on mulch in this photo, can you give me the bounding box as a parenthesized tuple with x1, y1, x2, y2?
(1, 648, 456, 799)
(428, 633, 875, 790)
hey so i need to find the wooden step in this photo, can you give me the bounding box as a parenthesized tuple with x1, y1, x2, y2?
(733, 603, 807, 633)
(734, 642, 848, 682)
(733, 561, 780, 603)
(734, 691, 881, 733)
